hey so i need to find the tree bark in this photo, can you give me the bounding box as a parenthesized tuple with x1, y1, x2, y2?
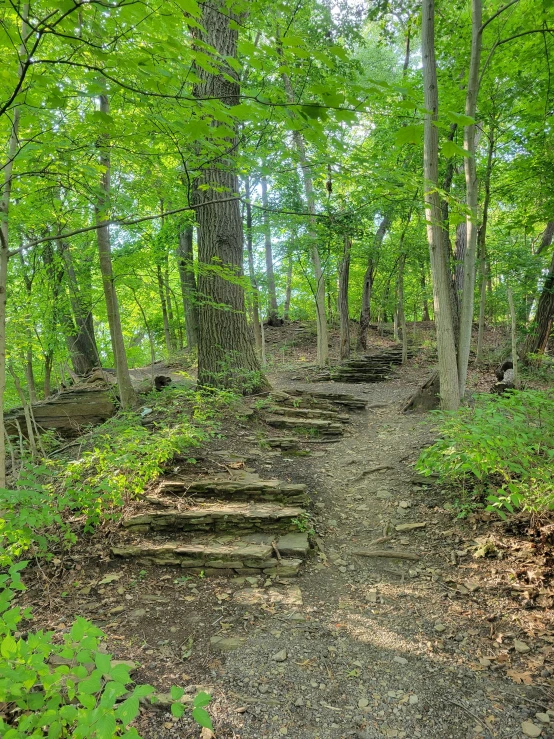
(507, 287, 519, 387)
(421, 268, 431, 321)
(0, 5, 29, 486)
(422, 0, 460, 410)
(95, 92, 137, 409)
(358, 215, 391, 351)
(243, 177, 263, 354)
(522, 222, 554, 358)
(475, 126, 495, 363)
(192, 1, 266, 391)
(157, 263, 173, 354)
(457, 0, 483, 398)
(177, 225, 199, 350)
(58, 241, 100, 374)
(261, 176, 279, 324)
(284, 251, 293, 321)
(338, 234, 352, 360)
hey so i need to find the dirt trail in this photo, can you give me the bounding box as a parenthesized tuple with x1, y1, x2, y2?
(24, 361, 554, 739)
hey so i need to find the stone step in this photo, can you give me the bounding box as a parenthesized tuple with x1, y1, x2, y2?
(156, 479, 308, 505)
(111, 534, 307, 576)
(122, 502, 307, 534)
(264, 415, 344, 435)
(290, 391, 367, 410)
(267, 406, 349, 422)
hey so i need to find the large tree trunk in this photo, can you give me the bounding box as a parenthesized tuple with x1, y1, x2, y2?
(338, 235, 352, 360)
(522, 222, 554, 358)
(95, 92, 137, 409)
(475, 126, 495, 363)
(192, 1, 265, 391)
(422, 0, 460, 410)
(457, 0, 483, 398)
(261, 176, 279, 324)
(177, 225, 199, 350)
(357, 215, 390, 351)
(243, 177, 263, 354)
(398, 253, 408, 364)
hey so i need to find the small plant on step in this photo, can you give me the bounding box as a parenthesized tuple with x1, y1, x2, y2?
(292, 513, 315, 535)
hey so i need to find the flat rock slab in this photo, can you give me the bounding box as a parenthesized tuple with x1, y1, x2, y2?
(158, 479, 307, 504)
(241, 531, 310, 557)
(234, 586, 303, 608)
(264, 416, 344, 435)
(395, 523, 427, 532)
(122, 503, 306, 533)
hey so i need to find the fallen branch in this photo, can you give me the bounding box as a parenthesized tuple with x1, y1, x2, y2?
(351, 549, 420, 560)
(350, 465, 394, 483)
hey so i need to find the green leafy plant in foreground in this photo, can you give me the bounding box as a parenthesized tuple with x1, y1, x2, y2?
(416, 389, 554, 519)
(0, 564, 213, 738)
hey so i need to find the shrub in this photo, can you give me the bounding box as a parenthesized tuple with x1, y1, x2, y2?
(0, 564, 213, 738)
(416, 389, 554, 518)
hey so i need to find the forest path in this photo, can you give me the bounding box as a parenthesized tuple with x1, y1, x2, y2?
(24, 362, 553, 739)
(196, 364, 551, 739)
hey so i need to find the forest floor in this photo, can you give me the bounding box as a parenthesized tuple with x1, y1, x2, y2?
(20, 324, 554, 739)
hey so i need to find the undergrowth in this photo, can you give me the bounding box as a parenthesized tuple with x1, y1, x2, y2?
(0, 564, 213, 738)
(0, 385, 239, 566)
(417, 389, 554, 519)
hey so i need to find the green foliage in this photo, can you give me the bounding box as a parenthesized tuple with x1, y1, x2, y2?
(417, 390, 554, 518)
(0, 564, 212, 737)
(0, 387, 238, 565)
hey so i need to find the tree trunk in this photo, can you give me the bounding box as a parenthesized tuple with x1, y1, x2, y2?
(177, 225, 199, 350)
(421, 269, 431, 321)
(522, 247, 554, 358)
(358, 215, 391, 351)
(58, 241, 100, 375)
(192, 1, 266, 391)
(398, 253, 408, 363)
(422, 0, 460, 410)
(475, 126, 495, 363)
(284, 251, 293, 321)
(261, 176, 279, 324)
(280, 67, 328, 366)
(44, 352, 53, 398)
(244, 177, 263, 354)
(0, 5, 29, 486)
(338, 235, 352, 360)
(157, 263, 173, 354)
(507, 287, 519, 387)
(95, 92, 137, 409)
(457, 0, 483, 398)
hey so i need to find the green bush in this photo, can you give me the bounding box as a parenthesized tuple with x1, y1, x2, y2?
(416, 389, 554, 518)
(0, 564, 213, 738)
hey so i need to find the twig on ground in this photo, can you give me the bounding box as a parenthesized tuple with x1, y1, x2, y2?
(351, 549, 420, 560)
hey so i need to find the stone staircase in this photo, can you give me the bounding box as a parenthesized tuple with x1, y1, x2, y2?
(313, 347, 416, 384)
(261, 389, 365, 437)
(112, 473, 311, 577)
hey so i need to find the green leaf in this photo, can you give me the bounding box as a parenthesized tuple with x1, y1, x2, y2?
(94, 713, 117, 739)
(95, 652, 112, 674)
(442, 140, 472, 158)
(171, 702, 185, 718)
(116, 696, 140, 726)
(1, 634, 17, 658)
(170, 686, 185, 700)
(395, 124, 423, 146)
(446, 111, 476, 126)
(192, 706, 213, 729)
(78, 671, 102, 695)
(193, 691, 212, 708)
